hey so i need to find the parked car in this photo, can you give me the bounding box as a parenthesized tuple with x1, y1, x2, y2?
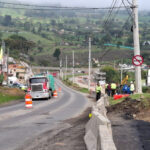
(2, 81, 7, 86)
(11, 83, 20, 88)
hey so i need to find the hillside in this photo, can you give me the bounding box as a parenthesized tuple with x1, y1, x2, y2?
(0, 4, 150, 67)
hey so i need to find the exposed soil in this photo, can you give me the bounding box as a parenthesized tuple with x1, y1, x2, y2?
(17, 108, 91, 150)
(108, 97, 150, 150)
(107, 97, 150, 120)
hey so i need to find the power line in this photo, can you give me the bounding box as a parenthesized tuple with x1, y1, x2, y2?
(105, 0, 123, 27)
(0, 1, 130, 10)
(122, 0, 133, 18)
(103, 0, 118, 26)
(126, 0, 132, 5)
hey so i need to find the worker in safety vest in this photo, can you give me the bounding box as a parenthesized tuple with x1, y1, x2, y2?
(130, 81, 135, 94)
(96, 82, 102, 101)
(111, 83, 117, 96)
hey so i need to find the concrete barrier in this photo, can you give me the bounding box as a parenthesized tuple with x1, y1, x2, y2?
(84, 95, 116, 150)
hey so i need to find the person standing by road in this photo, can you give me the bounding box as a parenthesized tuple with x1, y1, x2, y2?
(130, 81, 135, 94)
(96, 82, 102, 101)
(111, 82, 117, 96)
(106, 83, 111, 96)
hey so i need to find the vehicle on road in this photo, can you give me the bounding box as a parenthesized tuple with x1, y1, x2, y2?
(28, 75, 55, 99)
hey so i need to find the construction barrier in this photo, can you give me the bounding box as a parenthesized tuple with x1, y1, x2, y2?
(53, 90, 58, 98)
(114, 94, 130, 100)
(25, 94, 33, 109)
(84, 95, 117, 150)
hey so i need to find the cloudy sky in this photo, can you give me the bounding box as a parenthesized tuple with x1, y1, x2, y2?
(18, 0, 150, 10)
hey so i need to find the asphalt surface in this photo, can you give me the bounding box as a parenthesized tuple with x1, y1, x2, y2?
(0, 79, 89, 150)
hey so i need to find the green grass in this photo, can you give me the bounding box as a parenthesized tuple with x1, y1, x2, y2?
(79, 88, 89, 93)
(62, 78, 89, 94)
(0, 8, 25, 18)
(0, 94, 24, 105)
(109, 93, 150, 106)
(66, 73, 88, 79)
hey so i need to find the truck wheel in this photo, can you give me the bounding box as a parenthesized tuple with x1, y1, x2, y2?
(49, 90, 52, 99)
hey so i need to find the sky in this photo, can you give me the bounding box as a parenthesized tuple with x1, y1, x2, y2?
(17, 0, 150, 10)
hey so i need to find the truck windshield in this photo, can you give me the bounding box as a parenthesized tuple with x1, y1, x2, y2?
(29, 78, 47, 83)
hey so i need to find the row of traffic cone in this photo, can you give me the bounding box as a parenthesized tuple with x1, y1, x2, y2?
(25, 87, 62, 109)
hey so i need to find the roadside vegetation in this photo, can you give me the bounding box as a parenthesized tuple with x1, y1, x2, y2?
(62, 78, 89, 94)
(0, 87, 25, 105)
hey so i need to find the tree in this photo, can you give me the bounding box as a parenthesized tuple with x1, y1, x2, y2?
(0, 74, 4, 85)
(24, 22, 31, 31)
(101, 66, 120, 83)
(51, 19, 56, 26)
(38, 23, 42, 33)
(5, 35, 35, 57)
(53, 48, 61, 60)
(3, 15, 12, 26)
(117, 41, 122, 48)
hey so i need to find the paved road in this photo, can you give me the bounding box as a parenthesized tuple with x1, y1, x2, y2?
(0, 79, 89, 150)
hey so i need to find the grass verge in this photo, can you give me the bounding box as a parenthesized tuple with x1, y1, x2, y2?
(62, 78, 89, 94)
(109, 93, 150, 106)
(0, 87, 25, 105)
(0, 94, 24, 105)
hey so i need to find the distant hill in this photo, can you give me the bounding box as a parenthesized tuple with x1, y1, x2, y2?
(0, 3, 150, 67)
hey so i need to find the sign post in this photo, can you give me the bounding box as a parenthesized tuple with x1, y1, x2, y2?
(132, 55, 144, 66)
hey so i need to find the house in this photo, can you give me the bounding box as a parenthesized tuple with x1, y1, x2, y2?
(8, 64, 27, 84)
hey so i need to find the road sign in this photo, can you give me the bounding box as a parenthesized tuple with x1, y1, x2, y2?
(132, 55, 144, 66)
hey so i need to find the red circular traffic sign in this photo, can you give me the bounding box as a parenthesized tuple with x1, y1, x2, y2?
(132, 55, 144, 66)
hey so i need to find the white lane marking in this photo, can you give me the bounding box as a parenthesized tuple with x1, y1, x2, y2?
(1, 86, 76, 127)
(0, 92, 64, 122)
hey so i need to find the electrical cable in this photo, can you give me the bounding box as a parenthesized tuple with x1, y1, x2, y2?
(126, 0, 132, 5)
(0, 1, 130, 10)
(106, 0, 123, 26)
(103, 0, 118, 26)
(122, 0, 133, 19)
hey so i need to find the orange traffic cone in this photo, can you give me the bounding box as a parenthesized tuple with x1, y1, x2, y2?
(25, 94, 33, 108)
(58, 87, 61, 93)
(53, 90, 58, 98)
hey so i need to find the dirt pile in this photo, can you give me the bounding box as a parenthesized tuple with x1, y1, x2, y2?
(107, 97, 150, 119)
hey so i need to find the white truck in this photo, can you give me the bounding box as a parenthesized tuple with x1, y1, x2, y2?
(28, 76, 52, 99)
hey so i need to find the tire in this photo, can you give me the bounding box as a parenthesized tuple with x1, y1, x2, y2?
(49, 90, 52, 99)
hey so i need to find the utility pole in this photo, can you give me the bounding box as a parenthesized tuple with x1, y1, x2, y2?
(72, 51, 75, 83)
(1, 40, 5, 74)
(7, 48, 9, 85)
(88, 37, 91, 91)
(59, 59, 62, 79)
(121, 66, 123, 84)
(132, 0, 142, 93)
(120, 59, 123, 84)
(65, 56, 68, 80)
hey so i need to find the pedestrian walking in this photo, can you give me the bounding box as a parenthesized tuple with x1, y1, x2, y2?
(96, 82, 102, 101)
